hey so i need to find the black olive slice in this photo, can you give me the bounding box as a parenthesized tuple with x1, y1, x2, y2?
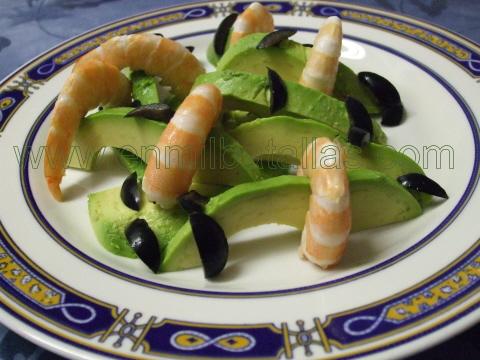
(186, 46, 195, 52)
(397, 173, 448, 199)
(256, 29, 297, 49)
(358, 72, 401, 107)
(154, 33, 164, 37)
(381, 103, 404, 126)
(131, 99, 141, 108)
(267, 67, 288, 114)
(125, 218, 161, 273)
(348, 126, 370, 147)
(346, 96, 373, 137)
(178, 190, 209, 214)
(121, 172, 141, 211)
(213, 13, 238, 56)
(125, 104, 174, 122)
(189, 212, 228, 278)
(302, 43, 313, 48)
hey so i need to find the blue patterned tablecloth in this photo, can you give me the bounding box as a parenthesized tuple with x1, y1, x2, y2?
(0, 0, 478, 359)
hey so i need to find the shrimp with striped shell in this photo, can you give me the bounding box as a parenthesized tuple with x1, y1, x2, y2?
(142, 84, 223, 209)
(299, 16, 342, 95)
(44, 33, 205, 200)
(80, 34, 204, 97)
(230, 2, 274, 45)
(297, 138, 351, 268)
(44, 59, 131, 200)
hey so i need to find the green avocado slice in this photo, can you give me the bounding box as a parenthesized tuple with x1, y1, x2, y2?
(89, 170, 421, 266)
(194, 70, 386, 144)
(114, 148, 148, 177)
(88, 187, 187, 258)
(193, 127, 263, 185)
(131, 71, 163, 105)
(70, 108, 262, 185)
(207, 41, 221, 67)
(215, 33, 380, 114)
(89, 182, 229, 258)
(69, 107, 164, 170)
(230, 116, 431, 207)
(230, 116, 424, 180)
(160, 171, 422, 272)
(130, 71, 181, 109)
(217, 33, 307, 82)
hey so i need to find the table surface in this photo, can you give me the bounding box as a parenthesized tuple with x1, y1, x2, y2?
(0, 0, 478, 359)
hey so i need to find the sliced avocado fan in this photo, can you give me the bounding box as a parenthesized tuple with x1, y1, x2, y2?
(160, 171, 422, 272)
(213, 32, 380, 114)
(89, 170, 422, 271)
(194, 70, 387, 144)
(70, 108, 262, 186)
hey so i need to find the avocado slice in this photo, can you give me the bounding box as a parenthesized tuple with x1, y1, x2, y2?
(217, 33, 307, 82)
(231, 116, 431, 207)
(71, 108, 262, 185)
(111, 125, 264, 186)
(114, 70, 182, 171)
(88, 180, 230, 258)
(257, 160, 292, 179)
(222, 110, 258, 129)
(69, 107, 165, 170)
(207, 26, 234, 67)
(89, 169, 421, 267)
(160, 170, 422, 272)
(193, 127, 263, 185)
(130, 70, 180, 108)
(207, 41, 221, 67)
(215, 33, 380, 114)
(88, 188, 188, 258)
(230, 116, 424, 180)
(189, 183, 231, 197)
(231, 116, 339, 164)
(113, 129, 262, 187)
(194, 70, 386, 143)
(131, 71, 163, 105)
(114, 148, 148, 177)
(86, 171, 263, 259)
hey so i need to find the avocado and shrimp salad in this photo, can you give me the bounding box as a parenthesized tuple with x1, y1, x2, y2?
(44, 3, 448, 278)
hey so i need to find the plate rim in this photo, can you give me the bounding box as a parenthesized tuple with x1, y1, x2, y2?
(0, 1, 479, 359)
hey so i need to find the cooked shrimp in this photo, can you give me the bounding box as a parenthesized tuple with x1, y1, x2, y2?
(44, 58, 131, 200)
(230, 2, 274, 45)
(142, 84, 223, 209)
(81, 33, 205, 97)
(299, 16, 342, 95)
(45, 33, 205, 200)
(297, 138, 351, 268)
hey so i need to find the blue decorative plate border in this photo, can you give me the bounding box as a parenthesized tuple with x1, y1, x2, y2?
(0, 223, 478, 359)
(0, 1, 479, 358)
(309, 3, 480, 77)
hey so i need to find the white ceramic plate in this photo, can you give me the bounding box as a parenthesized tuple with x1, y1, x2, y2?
(0, 1, 478, 359)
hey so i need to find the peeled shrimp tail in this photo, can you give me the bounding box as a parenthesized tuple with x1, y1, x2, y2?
(297, 138, 351, 268)
(44, 59, 131, 200)
(299, 16, 342, 95)
(230, 2, 275, 45)
(142, 84, 223, 209)
(81, 33, 205, 97)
